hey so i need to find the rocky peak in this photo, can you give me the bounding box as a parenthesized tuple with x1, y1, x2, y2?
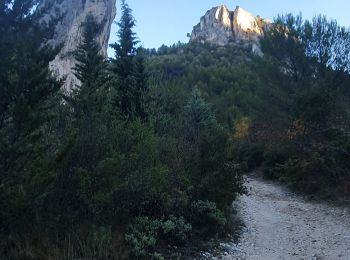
(233, 6, 264, 41)
(38, 0, 116, 91)
(190, 4, 270, 52)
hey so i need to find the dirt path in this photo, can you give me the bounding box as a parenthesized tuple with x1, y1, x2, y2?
(217, 176, 350, 260)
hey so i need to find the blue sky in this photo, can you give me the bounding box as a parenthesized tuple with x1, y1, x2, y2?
(108, 0, 350, 56)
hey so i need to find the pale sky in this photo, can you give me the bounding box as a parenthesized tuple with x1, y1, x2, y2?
(108, 0, 350, 56)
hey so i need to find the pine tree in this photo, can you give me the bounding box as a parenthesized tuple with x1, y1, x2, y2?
(132, 47, 148, 118)
(110, 0, 148, 119)
(73, 16, 104, 87)
(0, 0, 61, 231)
(182, 89, 240, 211)
(71, 15, 105, 117)
(111, 0, 138, 59)
(60, 15, 109, 175)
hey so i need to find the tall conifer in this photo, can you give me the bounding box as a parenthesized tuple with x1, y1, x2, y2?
(110, 0, 147, 119)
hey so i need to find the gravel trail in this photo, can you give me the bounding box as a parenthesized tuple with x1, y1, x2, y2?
(218, 176, 350, 260)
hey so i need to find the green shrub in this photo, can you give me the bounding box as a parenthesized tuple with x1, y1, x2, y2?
(232, 142, 265, 171)
(125, 217, 161, 258)
(160, 215, 192, 245)
(262, 146, 290, 179)
(190, 200, 227, 236)
(125, 215, 193, 257)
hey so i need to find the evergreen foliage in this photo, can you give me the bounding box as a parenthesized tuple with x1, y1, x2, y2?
(0, 1, 244, 258)
(110, 0, 147, 119)
(250, 15, 350, 193)
(1, 1, 349, 258)
(0, 0, 61, 239)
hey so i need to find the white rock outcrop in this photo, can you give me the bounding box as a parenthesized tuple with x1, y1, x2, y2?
(38, 0, 116, 91)
(191, 5, 233, 46)
(190, 5, 270, 52)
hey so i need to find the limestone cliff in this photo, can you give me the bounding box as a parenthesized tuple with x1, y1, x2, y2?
(190, 5, 270, 53)
(38, 0, 116, 91)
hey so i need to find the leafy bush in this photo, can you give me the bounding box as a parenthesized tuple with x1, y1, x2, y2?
(232, 142, 265, 171)
(160, 215, 192, 245)
(125, 217, 161, 258)
(125, 215, 192, 258)
(190, 200, 227, 236)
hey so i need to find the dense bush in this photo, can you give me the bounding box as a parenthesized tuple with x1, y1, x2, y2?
(125, 215, 192, 258)
(252, 14, 350, 198)
(190, 200, 227, 236)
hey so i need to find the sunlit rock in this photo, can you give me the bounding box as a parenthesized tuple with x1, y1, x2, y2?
(38, 0, 116, 91)
(191, 4, 270, 54)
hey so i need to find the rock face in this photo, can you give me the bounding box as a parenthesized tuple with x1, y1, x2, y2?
(190, 5, 270, 52)
(38, 0, 116, 91)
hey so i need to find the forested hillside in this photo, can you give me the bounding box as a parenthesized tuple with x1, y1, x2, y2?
(0, 0, 349, 259)
(0, 1, 243, 258)
(147, 14, 350, 199)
